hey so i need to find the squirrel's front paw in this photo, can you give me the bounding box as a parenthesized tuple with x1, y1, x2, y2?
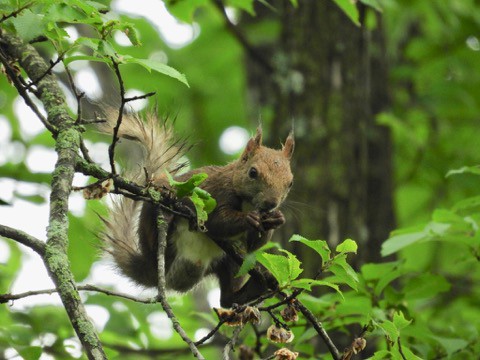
(246, 211, 264, 232)
(261, 210, 285, 230)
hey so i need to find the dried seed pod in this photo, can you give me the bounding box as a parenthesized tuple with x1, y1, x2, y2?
(352, 337, 366, 354)
(83, 179, 113, 200)
(267, 324, 294, 343)
(214, 307, 243, 326)
(280, 304, 298, 322)
(241, 306, 261, 324)
(274, 348, 299, 360)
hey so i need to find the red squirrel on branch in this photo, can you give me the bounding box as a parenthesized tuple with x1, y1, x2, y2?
(100, 113, 294, 307)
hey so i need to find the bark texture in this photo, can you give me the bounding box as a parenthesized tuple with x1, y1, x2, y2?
(244, 1, 395, 268)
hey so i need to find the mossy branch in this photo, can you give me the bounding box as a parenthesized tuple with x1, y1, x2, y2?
(0, 31, 107, 360)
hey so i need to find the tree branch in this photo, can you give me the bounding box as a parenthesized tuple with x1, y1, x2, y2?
(212, 0, 274, 73)
(222, 325, 243, 360)
(155, 207, 205, 359)
(0, 31, 106, 360)
(295, 300, 341, 360)
(0, 224, 45, 256)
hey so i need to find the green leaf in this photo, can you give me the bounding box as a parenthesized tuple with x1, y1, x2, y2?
(165, 0, 208, 23)
(381, 228, 426, 256)
(167, 172, 208, 198)
(63, 55, 110, 66)
(403, 273, 450, 300)
(190, 190, 217, 226)
(393, 311, 411, 331)
(13, 193, 45, 204)
(236, 242, 279, 277)
(359, 0, 382, 12)
(335, 238, 358, 254)
(446, 165, 480, 177)
(11, 10, 45, 42)
(430, 336, 469, 358)
(377, 319, 399, 342)
(362, 261, 404, 296)
(0, 198, 10, 206)
(331, 0, 360, 26)
(289, 234, 331, 266)
(16, 346, 42, 360)
(370, 350, 393, 360)
(125, 58, 189, 87)
(290, 278, 343, 297)
(256, 250, 302, 287)
(327, 255, 359, 290)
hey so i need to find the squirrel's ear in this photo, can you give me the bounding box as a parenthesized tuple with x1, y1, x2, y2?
(283, 130, 295, 159)
(241, 127, 263, 161)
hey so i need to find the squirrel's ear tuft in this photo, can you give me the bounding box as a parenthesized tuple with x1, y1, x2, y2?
(241, 127, 263, 162)
(283, 130, 295, 159)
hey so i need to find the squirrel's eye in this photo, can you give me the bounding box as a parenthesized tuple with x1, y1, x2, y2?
(248, 167, 258, 179)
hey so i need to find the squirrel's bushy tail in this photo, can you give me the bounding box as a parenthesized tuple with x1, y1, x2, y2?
(98, 111, 185, 287)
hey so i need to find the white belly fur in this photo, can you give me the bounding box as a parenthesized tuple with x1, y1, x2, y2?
(172, 219, 224, 266)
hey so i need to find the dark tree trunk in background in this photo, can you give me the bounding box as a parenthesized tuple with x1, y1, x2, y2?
(243, 1, 395, 269)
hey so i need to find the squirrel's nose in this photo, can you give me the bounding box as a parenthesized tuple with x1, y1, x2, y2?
(260, 200, 278, 212)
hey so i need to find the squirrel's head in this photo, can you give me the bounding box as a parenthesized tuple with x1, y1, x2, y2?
(233, 127, 294, 212)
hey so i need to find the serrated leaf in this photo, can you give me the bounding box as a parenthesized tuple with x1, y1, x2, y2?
(331, 0, 360, 26)
(290, 279, 343, 298)
(393, 311, 411, 330)
(236, 242, 280, 277)
(328, 255, 359, 290)
(256, 250, 302, 287)
(377, 319, 399, 342)
(336, 238, 358, 254)
(125, 58, 189, 87)
(289, 234, 330, 266)
(191, 190, 217, 225)
(167, 172, 208, 198)
(11, 10, 45, 42)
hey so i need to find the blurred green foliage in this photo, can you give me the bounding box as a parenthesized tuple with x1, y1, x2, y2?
(1, 0, 480, 359)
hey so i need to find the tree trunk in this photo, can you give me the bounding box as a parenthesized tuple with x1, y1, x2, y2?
(244, 1, 395, 269)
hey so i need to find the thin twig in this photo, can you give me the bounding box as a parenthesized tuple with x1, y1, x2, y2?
(108, 59, 126, 175)
(295, 300, 341, 360)
(0, 284, 158, 305)
(222, 325, 243, 360)
(0, 50, 57, 134)
(0, 2, 34, 23)
(212, 0, 274, 73)
(398, 337, 407, 360)
(0, 224, 45, 256)
(125, 91, 156, 103)
(155, 207, 205, 359)
(194, 319, 227, 346)
(26, 53, 66, 90)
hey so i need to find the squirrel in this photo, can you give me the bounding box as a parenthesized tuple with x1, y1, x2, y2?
(99, 112, 294, 307)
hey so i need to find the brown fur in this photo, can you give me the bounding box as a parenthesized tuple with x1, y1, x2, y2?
(100, 115, 294, 307)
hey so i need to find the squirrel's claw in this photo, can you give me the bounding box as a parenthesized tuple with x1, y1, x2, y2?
(246, 211, 264, 232)
(261, 210, 285, 230)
